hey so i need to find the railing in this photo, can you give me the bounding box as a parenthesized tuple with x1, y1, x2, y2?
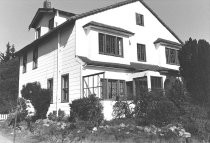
(0, 114, 8, 120)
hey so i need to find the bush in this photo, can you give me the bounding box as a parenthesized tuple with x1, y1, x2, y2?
(7, 98, 28, 127)
(112, 101, 133, 119)
(48, 109, 66, 122)
(21, 82, 51, 120)
(134, 90, 180, 127)
(69, 94, 103, 126)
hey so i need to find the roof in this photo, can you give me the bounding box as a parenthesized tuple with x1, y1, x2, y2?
(17, 0, 183, 55)
(154, 38, 182, 48)
(29, 8, 75, 29)
(83, 21, 134, 36)
(78, 56, 135, 70)
(79, 56, 179, 74)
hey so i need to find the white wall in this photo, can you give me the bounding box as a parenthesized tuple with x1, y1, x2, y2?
(75, 1, 180, 70)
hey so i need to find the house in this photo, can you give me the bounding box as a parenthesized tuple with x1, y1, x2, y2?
(17, 0, 182, 119)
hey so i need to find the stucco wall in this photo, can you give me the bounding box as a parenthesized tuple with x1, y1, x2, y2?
(75, 1, 180, 70)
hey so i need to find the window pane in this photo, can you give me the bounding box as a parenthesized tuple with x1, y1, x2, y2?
(99, 33, 105, 53)
(136, 13, 144, 26)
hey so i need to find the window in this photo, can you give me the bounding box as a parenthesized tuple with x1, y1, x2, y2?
(99, 33, 123, 57)
(49, 18, 54, 30)
(136, 13, 144, 26)
(165, 47, 179, 65)
(137, 44, 146, 61)
(61, 74, 69, 103)
(47, 78, 53, 103)
(83, 72, 104, 98)
(151, 76, 162, 90)
(101, 79, 126, 100)
(22, 53, 27, 73)
(33, 48, 38, 69)
(36, 27, 41, 38)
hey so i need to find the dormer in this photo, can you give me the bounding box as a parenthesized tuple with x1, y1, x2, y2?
(29, 0, 75, 40)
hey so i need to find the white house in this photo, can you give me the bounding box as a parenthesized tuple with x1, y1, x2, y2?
(17, 0, 182, 119)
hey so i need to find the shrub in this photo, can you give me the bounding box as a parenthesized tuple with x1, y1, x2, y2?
(69, 94, 103, 126)
(7, 98, 28, 127)
(21, 82, 51, 120)
(112, 101, 133, 119)
(134, 90, 180, 127)
(48, 109, 66, 122)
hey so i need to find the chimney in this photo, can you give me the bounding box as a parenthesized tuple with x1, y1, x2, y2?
(43, 0, 51, 8)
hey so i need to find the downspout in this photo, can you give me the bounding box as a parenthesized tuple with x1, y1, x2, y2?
(56, 10, 59, 116)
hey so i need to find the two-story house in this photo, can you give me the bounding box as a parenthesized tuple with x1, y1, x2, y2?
(17, 0, 182, 119)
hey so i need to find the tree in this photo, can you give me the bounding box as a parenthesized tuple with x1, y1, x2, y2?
(0, 58, 19, 113)
(179, 38, 210, 106)
(0, 42, 15, 63)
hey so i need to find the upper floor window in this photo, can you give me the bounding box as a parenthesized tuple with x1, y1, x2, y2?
(99, 33, 123, 57)
(137, 44, 146, 62)
(136, 13, 144, 26)
(61, 74, 69, 103)
(49, 18, 54, 30)
(33, 48, 38, 69)
(165, 47, 179, 65)
(47, 78, 53, 103)
(36, 27, 41, 39)
(151, 76, 162, 90)
(22, 53, 27, 73)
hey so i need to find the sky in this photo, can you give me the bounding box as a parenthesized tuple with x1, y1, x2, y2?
(0, 0, 209, 53)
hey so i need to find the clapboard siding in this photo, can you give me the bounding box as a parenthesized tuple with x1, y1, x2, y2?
(19, 23, 81, 113)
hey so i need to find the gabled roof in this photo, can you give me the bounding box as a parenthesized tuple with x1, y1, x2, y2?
(17, 0, 183, 55)
(29, 8, 75, 29)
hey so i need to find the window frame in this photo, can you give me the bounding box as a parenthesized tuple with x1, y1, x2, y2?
(165, 47, 179, 65)
(47, 78, 53, 103)
(136, 13, 144, 26)
(32, 47, 38, 69)
(99, 33, 123, 57)
(22, 52, 27, 73)
(61, 74, 69, 103)
(137, 43, 146, 62)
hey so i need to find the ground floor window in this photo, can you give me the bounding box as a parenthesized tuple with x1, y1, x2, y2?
(83, 72, 105, 98)
(61, 74, 69, 103)
(151, 76, 162, 90)
(47, 78, 53, 103)
(101, 79, 126, 100)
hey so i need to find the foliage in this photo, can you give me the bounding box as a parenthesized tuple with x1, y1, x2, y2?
(6, 98, 28, 127)
(0, 42, 15, 63)
(0, 58, 19, 113)
(179, 38, 210, 105)
(21, 82, 51, 120)
(69, 94, 104, 126)
(146, 94, 180, 127)
(48, 109, 67, 122)
(112, 101, 133, 119)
